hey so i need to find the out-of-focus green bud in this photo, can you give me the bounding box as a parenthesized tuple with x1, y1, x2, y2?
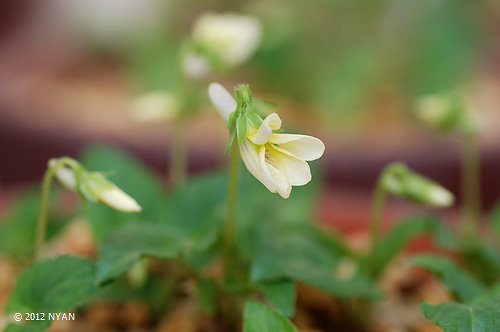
(381, 163, 454, 207)
(49, 157, 141, 212)
(415, 93, 480, 135)
(130, 91, 179, 123)
(415, 94, 464, 132)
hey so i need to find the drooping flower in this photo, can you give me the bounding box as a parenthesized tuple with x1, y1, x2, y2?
(183, 13, 262, 78)
(208, 82, 325, 198)
(49, 158, 141, 212)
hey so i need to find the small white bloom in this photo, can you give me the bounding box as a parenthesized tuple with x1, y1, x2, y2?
(130, 91, 178, 123)
(208, 83, 325, 199)
(49, 158, 141, 212)
(192, 12, 262, 67)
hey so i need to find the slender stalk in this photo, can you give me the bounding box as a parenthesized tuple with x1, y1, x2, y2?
(34, 158, 72, 260)
(461, 130, 480, 237)
(225, 142, 239, 258)
(369, 176, 387, 277)
(34, 169, 55, 260)
(169, 117, 187, 186)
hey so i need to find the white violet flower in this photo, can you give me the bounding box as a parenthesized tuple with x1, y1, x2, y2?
(208, 82, 325, 199)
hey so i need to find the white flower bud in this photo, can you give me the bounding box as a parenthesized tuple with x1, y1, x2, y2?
(48, 157, 141, 213)
(49, 159, 76, 190)
(98, 186, 142, 212)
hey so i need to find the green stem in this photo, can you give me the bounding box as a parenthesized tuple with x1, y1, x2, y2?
(369, 176, 387, 277)
(461, 130, 480, 237)
(225, 143, 239, 260)
(34, 158, 78, 260)
(169, 118, 187, 186)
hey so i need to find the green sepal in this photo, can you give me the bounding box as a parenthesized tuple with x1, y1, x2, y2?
(237, 114, 249, 144)
(224, 110, 239, 154)
(77, 171, 115, 203)
(247, 111, 263, 128)
(224, 130, 236, 155)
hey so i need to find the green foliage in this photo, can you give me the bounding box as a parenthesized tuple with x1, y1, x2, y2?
(0, 190, 68, 260)
(96, 224, 180, 282)
(407, 255, 486, 302)
(370, 215, 445, 277)
(5, 256, 97, 332)
(458, 241, 500, 285)
(243, 301, 297, 332)
(97, 171, 227, 281)
(422, 293, 500, 332)
(258, 280, 296, 317)
(250, 225, 378, 299)
(195, 278, 219, 315)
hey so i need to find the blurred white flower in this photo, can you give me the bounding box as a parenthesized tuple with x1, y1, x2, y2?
(49, 158, 141, 212)
(130, 91, 179, 123)
(208, 83, 325, 199)
(191, 12, 262, 67)
(182, 52, 212, 79)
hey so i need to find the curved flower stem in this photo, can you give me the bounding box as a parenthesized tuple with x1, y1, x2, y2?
(34, 157, 78, 260)
(169, 117, 187, 186)
(369, 176, 387, 278)
(461, 130, 480, 238)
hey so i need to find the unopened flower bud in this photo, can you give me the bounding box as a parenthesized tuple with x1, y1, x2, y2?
(381, 163, 454, 208)
(130, 92, 179, 123)
(49, 157, 141, 212)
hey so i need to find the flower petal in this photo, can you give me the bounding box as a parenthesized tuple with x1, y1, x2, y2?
(99, 186, 142, 212)
(208, 83, 237, 122)
(49, 159, 77, 190)
(269, 145, 312, 186)
(239, 140, 277, 193)
(266, 162, 291, 198)
(263, 146, 292, 198)
(269, 133, 325, 161)
(249, 113, 282, 145)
